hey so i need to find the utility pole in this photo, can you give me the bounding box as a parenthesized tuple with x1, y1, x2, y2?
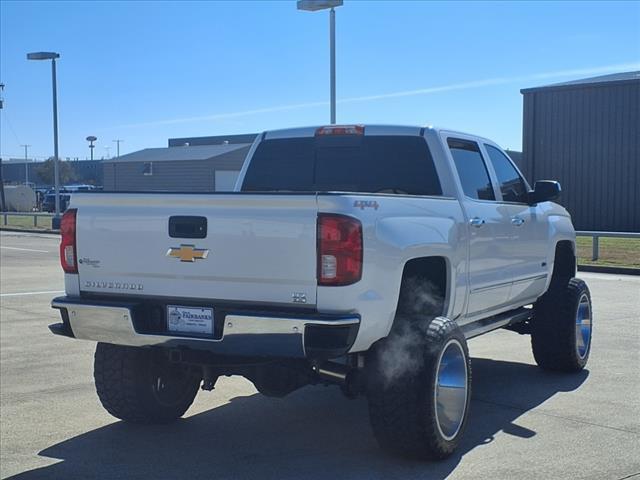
(104, 146, 111, 159)
(0, 83, 6, 211)
(113, 139, 123, 158)
(20, 144, 31, 185)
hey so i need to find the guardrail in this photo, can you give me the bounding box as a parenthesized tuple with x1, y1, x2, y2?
(576, 231, 640, 261)
(1, 212, 54, 229)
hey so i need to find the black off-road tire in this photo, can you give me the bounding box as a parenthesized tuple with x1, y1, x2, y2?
(367, 316, 471, 460)
(94, 343, 201, 424)
(531, 278, 592, 372)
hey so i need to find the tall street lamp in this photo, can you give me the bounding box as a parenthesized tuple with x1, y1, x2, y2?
(27, 51, 61, 228)
(297, 0, 343, 124)
(0, 83, 5, 211)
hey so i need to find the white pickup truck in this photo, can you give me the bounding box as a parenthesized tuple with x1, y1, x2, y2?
(50, 124, 593, 460)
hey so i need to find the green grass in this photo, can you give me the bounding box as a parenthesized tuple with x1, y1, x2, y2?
(576, 236, 640, 268)
(1, 214, 54, 230)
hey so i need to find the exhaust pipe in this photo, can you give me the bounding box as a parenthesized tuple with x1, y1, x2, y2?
(314, 361, 363, 398)
(315, 362, 350, 383)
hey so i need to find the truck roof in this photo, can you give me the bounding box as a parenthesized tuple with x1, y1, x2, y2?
(262, 124, 495, 144)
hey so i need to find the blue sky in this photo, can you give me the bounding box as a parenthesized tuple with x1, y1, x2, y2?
(1, 0, 639, 160)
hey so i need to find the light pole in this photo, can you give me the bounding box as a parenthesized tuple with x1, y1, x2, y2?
(113, 139, 123, 158)
(86, 136, 97, 161)
(27, 51, 61, 228)
(297, 0, 343, 124)
(20, 144, 31, 185)
(0, 83, 5, 211)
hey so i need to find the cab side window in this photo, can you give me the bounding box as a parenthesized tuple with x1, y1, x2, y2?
(448, 138, 495, 201)
(484, 145, 528, 203)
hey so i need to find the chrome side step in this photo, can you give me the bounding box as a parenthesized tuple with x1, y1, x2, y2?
(461, 307, 532, 339)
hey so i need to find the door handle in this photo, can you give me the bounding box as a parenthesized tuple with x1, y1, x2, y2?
(511, 216, 525, 226)
(470, 217, 485, 228)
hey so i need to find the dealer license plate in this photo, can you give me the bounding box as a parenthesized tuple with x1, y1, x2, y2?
(167, 305, 214, 335)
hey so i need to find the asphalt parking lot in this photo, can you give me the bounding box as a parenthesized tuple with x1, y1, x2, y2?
(1, 230, 639, 480)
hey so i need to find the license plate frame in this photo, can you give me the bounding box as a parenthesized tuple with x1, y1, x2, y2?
(166, 305, 214, 336)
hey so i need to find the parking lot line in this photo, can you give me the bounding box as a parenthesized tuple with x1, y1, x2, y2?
(0, 290, 64, 297)
(0, 246, 50, 253)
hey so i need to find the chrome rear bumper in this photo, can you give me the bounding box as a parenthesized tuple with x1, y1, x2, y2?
(50, 296, 359, 359)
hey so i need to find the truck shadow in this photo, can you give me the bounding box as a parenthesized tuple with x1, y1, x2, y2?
(8, 358, 588, 480)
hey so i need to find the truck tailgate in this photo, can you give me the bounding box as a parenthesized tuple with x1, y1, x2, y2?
(73, 193, 319, 305)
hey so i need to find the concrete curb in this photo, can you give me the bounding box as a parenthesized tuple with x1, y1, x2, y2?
(578, 264, 639, 276)
(0, 227, 60, 235)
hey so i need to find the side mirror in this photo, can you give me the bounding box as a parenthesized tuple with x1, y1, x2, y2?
(529, 180, 561, 204)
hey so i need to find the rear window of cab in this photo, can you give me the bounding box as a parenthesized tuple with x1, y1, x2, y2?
(241, 135, 442, 196)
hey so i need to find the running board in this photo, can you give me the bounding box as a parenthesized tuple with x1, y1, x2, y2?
(461, 307, 532, 339)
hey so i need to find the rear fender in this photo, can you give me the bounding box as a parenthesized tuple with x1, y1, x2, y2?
(316, 194, 466, 352)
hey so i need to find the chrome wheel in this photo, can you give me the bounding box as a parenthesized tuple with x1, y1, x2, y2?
(575, 293, 592, 359)
(434, 339, 468, 441)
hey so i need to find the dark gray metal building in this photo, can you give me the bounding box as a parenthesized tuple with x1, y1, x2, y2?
(103, 140, 252, 192)
(520, 71, 639, 232)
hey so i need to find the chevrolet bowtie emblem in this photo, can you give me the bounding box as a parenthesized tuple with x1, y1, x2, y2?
(166, 244, 209, 262)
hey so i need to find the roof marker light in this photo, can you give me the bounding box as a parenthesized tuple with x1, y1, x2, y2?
(315, 125, 364, 136)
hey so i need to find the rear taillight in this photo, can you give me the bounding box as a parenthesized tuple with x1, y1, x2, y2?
(315, 125, 364, 136)
(60, 209, 77, 273)
(317, 214, 362, 286)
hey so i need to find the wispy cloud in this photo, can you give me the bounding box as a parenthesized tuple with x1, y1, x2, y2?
(116, 100, 330, 129)
(341, 63, 640, 103)
(115, 62, 640, 129)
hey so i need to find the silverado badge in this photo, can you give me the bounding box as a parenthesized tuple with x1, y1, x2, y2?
(167, 244, 209, 262)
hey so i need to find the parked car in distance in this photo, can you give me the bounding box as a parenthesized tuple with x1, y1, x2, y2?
(63, 184, 97, 192)
(42, 192, 71, 213)
(41, 185, 98, 212)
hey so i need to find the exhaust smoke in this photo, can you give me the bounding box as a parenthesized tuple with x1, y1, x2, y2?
(375, 278, 443, 386)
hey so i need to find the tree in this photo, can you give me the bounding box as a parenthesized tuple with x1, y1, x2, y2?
(35, 158, 77, 186)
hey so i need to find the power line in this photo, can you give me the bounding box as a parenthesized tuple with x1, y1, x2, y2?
(2, 107, 22, 145)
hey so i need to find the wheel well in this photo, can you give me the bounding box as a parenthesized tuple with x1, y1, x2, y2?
(396, 257, 447, 318)
(552, 241, 576, 286)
